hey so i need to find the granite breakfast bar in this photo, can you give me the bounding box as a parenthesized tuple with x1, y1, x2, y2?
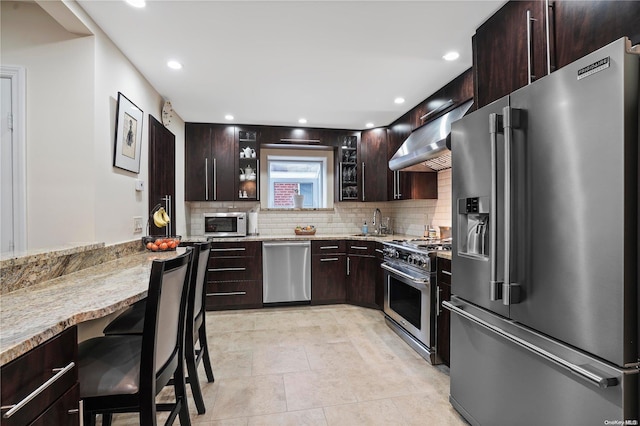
(0, 248, 179, 366)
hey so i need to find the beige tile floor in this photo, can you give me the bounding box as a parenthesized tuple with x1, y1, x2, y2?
(104, 304, 468, 425)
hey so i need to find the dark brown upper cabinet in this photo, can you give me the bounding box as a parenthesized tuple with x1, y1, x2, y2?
(185, 123, 235, 202)
(473, 0, 551, 109)
(473, 0, 640, 109)
(359, 128, 388, 202)
(553, 0, 640, 69)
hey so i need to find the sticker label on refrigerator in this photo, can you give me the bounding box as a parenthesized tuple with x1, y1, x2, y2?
(577, 57, 610, 80)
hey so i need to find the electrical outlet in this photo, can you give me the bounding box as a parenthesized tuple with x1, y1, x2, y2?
(133, 216, 143, 233)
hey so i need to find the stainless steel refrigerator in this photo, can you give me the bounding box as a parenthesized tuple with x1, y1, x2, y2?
(446, 37, 639, 425)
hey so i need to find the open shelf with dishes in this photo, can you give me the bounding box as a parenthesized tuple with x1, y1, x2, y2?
(237, 129, 259, 200)
(339, 135, 358, 201)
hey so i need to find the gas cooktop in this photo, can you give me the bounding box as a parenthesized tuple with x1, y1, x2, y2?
(386, 238, 452, 253)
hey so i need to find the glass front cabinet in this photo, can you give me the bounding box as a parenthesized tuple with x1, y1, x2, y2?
(237, 128, 259, 200)
(339, 135, 358, 201)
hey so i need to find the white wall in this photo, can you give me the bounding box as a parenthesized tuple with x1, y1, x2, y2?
(2, 1, 95, 250)
(1, 1, 186, 250)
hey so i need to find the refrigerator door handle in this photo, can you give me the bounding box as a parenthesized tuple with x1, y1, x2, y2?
(502, 106, 522, 305)
(442, 301, 620, 389)
(489, 113, 503, 301)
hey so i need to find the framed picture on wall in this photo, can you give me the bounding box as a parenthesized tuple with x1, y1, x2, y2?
(113, 92, 143, 173)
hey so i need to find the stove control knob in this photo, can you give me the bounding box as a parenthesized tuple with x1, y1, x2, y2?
(407, 255, 414, 264)
(416, 256, 424, 267)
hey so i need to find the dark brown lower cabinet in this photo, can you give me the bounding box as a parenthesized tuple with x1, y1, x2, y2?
(311, 240, 346, 305)
(436, 257, 452, 366)
(347, 241, 379, 309)
(0, 326, 79, 426)
(311, 255, 346, 304)
(30, 384, 80, 426)
(206, 241, 263, 310)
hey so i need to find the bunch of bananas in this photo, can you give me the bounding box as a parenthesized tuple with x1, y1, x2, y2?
(153, 207, 171, 228)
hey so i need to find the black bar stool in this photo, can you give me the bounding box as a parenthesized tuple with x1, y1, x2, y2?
(102, 242, 214, 414)
(78, 249, 193, 425)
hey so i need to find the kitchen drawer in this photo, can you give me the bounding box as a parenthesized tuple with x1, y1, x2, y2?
(208, 257, 262, 281)
(347, 240, 377, 256)
(437, 257, 451, 285)
(311, 240, 346, 255)
(209, 241, 261, 258)
(1, 327, 78, 426)
(206, 281, 262, 310)
(29, 383, 80, 426)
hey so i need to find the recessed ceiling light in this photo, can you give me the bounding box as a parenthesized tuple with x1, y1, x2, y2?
(365, 122, 375, 128)
(443, 51, 460, 61)
(125, 0, 146, 8)
(225, 114, 234, 121)
(394, 97, 405, 104)
(298, 118, 307, 124)
(167, 60, 182, 70)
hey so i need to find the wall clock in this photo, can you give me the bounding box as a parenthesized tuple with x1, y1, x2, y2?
(161, 100, 173, 127)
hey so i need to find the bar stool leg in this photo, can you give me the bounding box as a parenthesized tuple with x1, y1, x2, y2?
(199, 325, 215, 383)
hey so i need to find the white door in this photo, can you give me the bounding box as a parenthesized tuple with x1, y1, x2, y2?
(1, 67, 26, 255)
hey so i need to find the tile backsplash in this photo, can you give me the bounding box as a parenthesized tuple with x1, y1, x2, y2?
(187, 169, 452, 238)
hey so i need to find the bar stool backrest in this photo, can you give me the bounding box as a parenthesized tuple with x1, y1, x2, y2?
(142, 249, 193, 386)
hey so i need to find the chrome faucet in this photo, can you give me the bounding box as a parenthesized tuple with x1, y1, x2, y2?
(372, 208, 382, 235)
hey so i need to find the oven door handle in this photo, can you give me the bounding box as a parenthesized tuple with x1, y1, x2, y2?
(381, 263, 428, 285)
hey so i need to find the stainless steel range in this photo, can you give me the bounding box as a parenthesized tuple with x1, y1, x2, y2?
(381, 239, 451, 364)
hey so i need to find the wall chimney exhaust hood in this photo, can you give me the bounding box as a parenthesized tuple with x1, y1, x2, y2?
(389, 100, 473, 171)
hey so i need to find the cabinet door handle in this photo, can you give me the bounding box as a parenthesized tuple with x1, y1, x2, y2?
(211, 247, 246, 252)
(350, 246, 368, 250)
(526, 10, 537, 84)
(208, 291, 247, 296)
(205, 158, 209, 200)
(375, 248, 384, 254)
(320, 245, 339, 250)
(1, 362, 75, 419)
(545, 0, 552, 75)
(213, 158, 218, 201)
(320, 258, 339, 262)
(346, 257, 350, 275)
(437, 286, 442, 316)
(256, 159, 260, 201)
(396, 171, 402, 199)
(339, 161, 344, 201)
(361, 162, 366, 201)
(209, 267, 246, 272)
(441, 270, 452, 276)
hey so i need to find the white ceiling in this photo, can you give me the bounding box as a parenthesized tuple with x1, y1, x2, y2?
(77, 0, 505, 130)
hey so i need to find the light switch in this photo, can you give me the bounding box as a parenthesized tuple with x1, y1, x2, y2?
(135, 180, 144, 192)
(133, 216, 143, 233)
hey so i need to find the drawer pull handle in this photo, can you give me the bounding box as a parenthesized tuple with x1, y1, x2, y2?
(208, 291, 247, 296)
(375, 249, 383, 254)
(320, 258, 339, 262)
(211, 247, 246, 252)
(320, 246, 339, 250)
(350, 246, 368, 250)
(442, 270, 452, 276)
(68, 409, 79, 415)
(209, 267, 246, 272)
(1, 361, 75, 419)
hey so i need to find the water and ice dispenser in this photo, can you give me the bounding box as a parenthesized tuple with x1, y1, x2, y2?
(457, 196, 489, 256)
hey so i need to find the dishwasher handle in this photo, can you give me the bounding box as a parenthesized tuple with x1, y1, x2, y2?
(263, 241, 311, 248)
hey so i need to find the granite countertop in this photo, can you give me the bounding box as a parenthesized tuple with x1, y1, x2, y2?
(184, 233, 413, 243)
(0, 249, 178, 366)
(1, 234, 452, 366)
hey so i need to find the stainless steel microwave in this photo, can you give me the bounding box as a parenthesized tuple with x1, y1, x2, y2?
(203, 212, 247, 237)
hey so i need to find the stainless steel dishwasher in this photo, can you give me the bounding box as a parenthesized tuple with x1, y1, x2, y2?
(262, 241, 311, 304)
